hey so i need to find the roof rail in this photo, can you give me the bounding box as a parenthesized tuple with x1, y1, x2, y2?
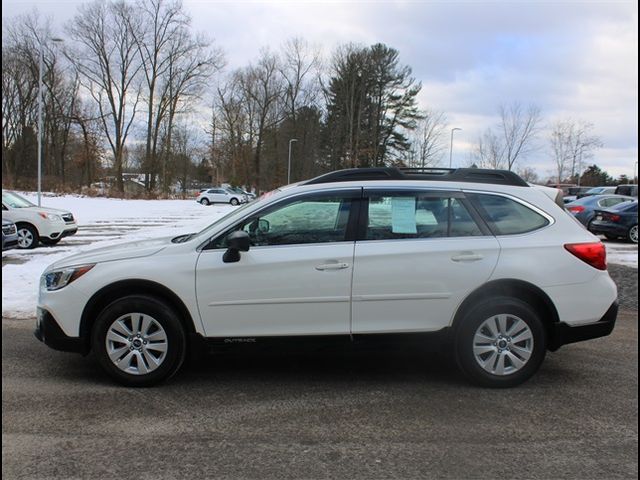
(303, 167, 529, 187)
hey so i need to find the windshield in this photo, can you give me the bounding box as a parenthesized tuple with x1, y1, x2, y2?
(2, 191, 35, 208)
(194, 188, 282, 239)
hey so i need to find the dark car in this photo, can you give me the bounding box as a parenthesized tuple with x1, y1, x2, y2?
(615, 184, 638, 197)
(576, 186, 617, 199)
(565, 194, 635, 228)
(2, 218, 19, 250)
(589, 200, 638, 243)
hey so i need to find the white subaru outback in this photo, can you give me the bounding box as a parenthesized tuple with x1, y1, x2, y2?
(35, 168, 618, 387)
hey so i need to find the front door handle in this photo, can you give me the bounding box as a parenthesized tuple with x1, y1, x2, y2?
(451, 253, 484, 262)
(315, 262, 349, 271)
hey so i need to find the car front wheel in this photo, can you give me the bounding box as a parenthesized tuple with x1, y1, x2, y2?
(455, 297, 546, 388)
(91, 295, 186, 387)
(229, 197, 239, 206)
(16, 223, 39, 249)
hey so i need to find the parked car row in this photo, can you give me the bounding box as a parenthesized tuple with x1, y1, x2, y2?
(565, 193, 638, 244)
(2, 191, 78, 249)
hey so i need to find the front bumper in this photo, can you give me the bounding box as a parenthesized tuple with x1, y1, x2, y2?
(548, 301, 618, 351)
(45, 226, 78, 241)
(34, 307, 87, 354)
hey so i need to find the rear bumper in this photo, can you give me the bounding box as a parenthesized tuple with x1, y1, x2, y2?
(34, 307, 87, 354)
(589, 221, 628, 237)
(549, 301, 618, 351)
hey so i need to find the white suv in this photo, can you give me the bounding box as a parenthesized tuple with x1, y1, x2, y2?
(35, 168, 618, 387)
(196, 188, 246, 206)
(2, 191, 78, 249)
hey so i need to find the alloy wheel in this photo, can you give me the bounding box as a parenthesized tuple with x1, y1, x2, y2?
(17, 228, 34, 248)
(105, 313, 168, 375)
(472, 313, 534, 376)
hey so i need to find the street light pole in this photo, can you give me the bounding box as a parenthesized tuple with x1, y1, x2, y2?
(287, 138, 298, 184)
(449, 127, 461, 168)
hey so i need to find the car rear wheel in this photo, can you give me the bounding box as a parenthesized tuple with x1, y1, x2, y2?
(91, 295, 186, 387)
(628, 225, 638, 244)
(16, 223, 39, 249)
(455, 297, 546, 388)
(200, 198, 210, 205)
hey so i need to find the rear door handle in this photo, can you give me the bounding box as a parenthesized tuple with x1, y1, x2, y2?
(315, 262, 349, 271)
(451, 253, 484, 262)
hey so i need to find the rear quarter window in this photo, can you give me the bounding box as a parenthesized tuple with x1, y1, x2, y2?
(468, 193, 549, 235)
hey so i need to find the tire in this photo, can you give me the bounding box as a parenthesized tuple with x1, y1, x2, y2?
(40, 238, 61, 246)
(16, 223, 39, 249)
(229, 197, 239, 206)
(628, 224, 638, 244)
(91, 295, 187, 387)
(200, 198, 210, 206)
(454, 296, 546, 388)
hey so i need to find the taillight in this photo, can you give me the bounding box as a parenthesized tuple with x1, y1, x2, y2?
(608, 214, 621, 222)
(567, 205, 585, 214)
(564, 242, 607, 270)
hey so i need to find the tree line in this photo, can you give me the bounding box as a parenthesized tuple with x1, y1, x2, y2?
(2, 0, 627, 197)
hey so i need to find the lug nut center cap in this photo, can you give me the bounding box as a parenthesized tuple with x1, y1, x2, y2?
(498, 339, 508, 349)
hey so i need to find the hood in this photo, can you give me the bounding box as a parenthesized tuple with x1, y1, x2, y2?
(27, 205, 71, 215)
(47, 236, 173, 270)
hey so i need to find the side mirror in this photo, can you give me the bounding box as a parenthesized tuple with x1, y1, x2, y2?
(223, 230, 250, 263)
(257, 219, 270, 233)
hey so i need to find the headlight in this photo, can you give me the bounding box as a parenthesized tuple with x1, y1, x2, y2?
(42, 264, 95, 291)
(38, 212, 62, 221)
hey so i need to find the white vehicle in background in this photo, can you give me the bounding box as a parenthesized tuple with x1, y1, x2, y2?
(35, 167, 617, 388)
(196, 188, 246, 206)
(2, 191, 78, 249)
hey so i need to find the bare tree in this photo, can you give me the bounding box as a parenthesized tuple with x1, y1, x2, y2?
(412, 109, 448, 168)
(238, 50, 285, 192)
(474, 128, 505, 169)
(499, 102, 542, 171)
(549, 119, 602, 184)
(517, 166, 539, 183)
(66, 0, 143, 192)
(473, 102, 542, 171)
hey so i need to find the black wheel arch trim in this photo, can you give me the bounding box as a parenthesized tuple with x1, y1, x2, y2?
(79, 279, 198, 353)
(452, 278, 561, 346)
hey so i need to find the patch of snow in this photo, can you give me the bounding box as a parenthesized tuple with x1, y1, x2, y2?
(2, 192, 232, 319)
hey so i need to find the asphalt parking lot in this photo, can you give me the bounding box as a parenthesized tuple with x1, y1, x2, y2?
(2, 309, 637, 479)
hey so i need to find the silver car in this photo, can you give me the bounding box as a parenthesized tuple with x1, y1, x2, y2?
(196, 188, 246, 206)
(2, 218, 19, 250)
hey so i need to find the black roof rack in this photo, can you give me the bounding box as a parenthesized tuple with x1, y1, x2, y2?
(303, 167, 529, 187)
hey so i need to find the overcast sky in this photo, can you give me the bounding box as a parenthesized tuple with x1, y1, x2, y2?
(3, 0, 638, 179)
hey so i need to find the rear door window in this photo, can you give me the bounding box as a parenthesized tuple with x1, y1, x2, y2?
(365, 192, 482, 240)
(467, 193, 549, 235)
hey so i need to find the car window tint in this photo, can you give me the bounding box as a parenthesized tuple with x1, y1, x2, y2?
(365, 194, 481, 240)
(468, 193, 549, 235)
(212, 195, 353, 248)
